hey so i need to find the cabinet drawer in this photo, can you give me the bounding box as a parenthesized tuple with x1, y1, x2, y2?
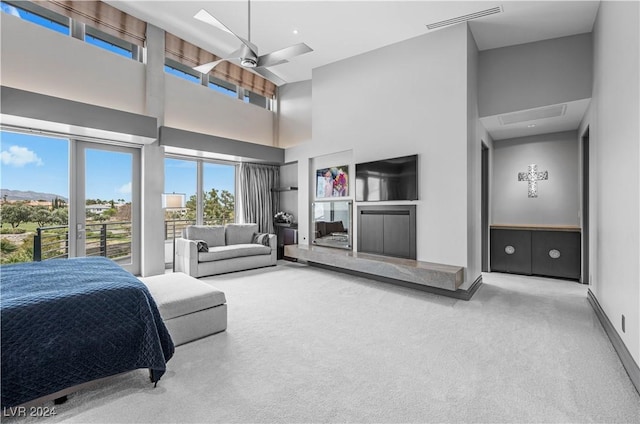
(531, 231, 581, 280)
(490, 229, 532, 275)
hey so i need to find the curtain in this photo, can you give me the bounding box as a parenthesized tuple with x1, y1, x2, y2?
(239, 163, 279, 234)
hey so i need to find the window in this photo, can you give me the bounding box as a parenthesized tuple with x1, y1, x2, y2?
(1, 1, 141, 61)
(163, 156, 237, 268)
(165, 59, 201, 83)
(209, 75, 236, 99)
(85, 27, 134, 59)
(1, 1, 69, 35)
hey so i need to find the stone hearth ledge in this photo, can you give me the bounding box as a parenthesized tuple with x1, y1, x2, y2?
(285, 245, 464, 291)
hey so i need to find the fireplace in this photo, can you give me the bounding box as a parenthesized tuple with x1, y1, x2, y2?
(357, 205, 416, 259)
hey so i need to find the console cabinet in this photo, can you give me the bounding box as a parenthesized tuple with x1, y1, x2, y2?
(490, 225, 581, 280)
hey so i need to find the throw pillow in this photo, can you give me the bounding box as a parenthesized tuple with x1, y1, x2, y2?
(196, 240, 209, 252)
(252, 232, 270, 247)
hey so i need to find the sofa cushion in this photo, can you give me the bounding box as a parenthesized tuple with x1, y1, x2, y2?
(225, 224, 258, 245)
(186, 225, 225, 247)
(198, 244, 271, 262)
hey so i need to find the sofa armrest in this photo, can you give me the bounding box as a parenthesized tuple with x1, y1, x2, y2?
(175, 237, 199, 277)
(268, 234, 277, 265)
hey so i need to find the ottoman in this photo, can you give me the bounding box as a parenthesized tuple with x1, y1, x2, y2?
(139, 272, 227, 346)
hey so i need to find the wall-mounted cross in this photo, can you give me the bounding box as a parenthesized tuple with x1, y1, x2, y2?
(518, 164, 548, 198)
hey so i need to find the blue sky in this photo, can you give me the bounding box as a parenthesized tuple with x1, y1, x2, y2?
(1, 132, 70, 199)
(164, 158, 236, 200)
(0, 131, 235, 203)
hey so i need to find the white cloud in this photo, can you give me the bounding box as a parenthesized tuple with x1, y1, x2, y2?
(0, 145, 43, 167)
(117, 182, 132, 195)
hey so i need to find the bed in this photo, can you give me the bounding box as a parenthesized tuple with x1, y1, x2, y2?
(0, 257, 175, 408)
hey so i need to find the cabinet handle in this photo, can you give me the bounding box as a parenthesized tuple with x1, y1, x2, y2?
(504, 245, 515, 255)
(549, 249, 561, 259)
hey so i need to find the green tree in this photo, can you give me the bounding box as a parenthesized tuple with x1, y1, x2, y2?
(183, 190, 234, 224)
(51, 207, 69, 225)
(31, 207, 52, 227)
(1, 203, 32, 229)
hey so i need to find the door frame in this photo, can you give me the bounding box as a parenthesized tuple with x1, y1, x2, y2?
(581, 127, 590, 284)
(481, 142, 490, 272)
(70, 140, 141, 274)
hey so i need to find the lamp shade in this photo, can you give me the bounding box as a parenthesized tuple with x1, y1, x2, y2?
(162, 193, 185, 209)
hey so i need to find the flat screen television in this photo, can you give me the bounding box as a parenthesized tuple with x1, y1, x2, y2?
(355, 154, 418, 202)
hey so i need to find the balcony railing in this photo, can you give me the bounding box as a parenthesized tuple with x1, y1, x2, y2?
(33, 221, 132, 262)
(34, 218, 235, 262)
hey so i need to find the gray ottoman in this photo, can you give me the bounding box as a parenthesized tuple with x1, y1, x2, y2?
(139, 272, 227, 346)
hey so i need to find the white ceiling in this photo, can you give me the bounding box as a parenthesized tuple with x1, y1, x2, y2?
(106, 0, 600, 141)
(108, 0, 599, 84)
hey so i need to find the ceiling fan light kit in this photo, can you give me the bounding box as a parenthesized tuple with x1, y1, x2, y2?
(192, 0, 313, 85)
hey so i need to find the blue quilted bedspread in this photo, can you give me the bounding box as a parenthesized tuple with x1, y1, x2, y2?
(0, 257, 174, 407)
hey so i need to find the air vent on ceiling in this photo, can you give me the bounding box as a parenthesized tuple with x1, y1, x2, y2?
(426, 6, 503, 30)
(499, 104, 567, 126)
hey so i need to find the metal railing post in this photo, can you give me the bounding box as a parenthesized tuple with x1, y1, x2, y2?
(65, 231, 69, 258)
(33, 228, 42, 262)
(100, 224, 107, 257)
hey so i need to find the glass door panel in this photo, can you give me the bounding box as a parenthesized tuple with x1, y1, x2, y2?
(164, 157, 197, 268)
(0, 130, 69, 264)
(202, 162, 236, 225)
(77, 142, 140, 274)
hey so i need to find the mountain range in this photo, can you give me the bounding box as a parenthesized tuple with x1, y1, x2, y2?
(1, 189, 68, 202)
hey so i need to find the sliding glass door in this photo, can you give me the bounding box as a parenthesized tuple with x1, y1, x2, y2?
(0, 132, 140, 273)
(164, 156, 236, 269)
(74, 141, 141, 274)
(0, 130, 69, 264)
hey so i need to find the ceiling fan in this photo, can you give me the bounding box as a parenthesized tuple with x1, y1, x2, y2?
(193, 0, 313, 85)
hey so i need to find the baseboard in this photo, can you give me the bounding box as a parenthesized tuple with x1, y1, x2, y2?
(587, 289, 640, 395)
(307, 262, 482, 301)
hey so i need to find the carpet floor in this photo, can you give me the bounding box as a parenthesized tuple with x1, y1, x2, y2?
(7, 262, 640, 423)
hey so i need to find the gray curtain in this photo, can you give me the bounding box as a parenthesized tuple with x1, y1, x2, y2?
(239, 163, 279, 234)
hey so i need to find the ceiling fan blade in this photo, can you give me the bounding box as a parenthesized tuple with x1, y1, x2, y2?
(194, 59, 225, 74)
(253, 67, 287, 86)
(257, 43, 313, 68)
(194, 9, 258, 56)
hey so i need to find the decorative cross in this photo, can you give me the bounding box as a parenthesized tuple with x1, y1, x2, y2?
(518, 164, 548, 198)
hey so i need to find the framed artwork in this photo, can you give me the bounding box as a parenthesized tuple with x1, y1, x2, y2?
(316, 165, 349, 198)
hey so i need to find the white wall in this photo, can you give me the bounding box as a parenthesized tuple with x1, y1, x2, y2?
(1, 13, 145, 114)
(164, 76, 274, 146)
(492, 131, 580, 226)
(286, 23, 474, 284)
(478, 33, 592, 117)
(466, 26, 481, 283)
(278, 80, 312, 148)
(583, 1, 640, 364)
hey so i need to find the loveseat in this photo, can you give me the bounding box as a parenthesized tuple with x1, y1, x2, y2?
(175, 224, 277, 278)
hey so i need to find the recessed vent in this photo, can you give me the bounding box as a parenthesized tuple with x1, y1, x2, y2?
(499, 104, 567, 126)
(426, 6, 503, 30)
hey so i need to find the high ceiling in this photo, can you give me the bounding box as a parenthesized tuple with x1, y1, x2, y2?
(108, 1, 600, 84)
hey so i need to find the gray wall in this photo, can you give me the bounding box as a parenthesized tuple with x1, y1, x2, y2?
(581, 1, 639, 364)
(492, 131, 579, 225)
(479, 33, 592, 117)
